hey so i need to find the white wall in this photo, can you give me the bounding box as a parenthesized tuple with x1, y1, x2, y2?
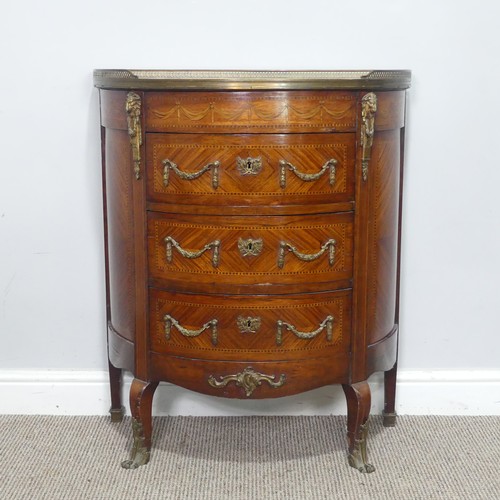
(1, 0, 499, 411)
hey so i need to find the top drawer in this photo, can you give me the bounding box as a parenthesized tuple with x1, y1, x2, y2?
(144, 91, 357, 133)
(146, 133, 355, 207)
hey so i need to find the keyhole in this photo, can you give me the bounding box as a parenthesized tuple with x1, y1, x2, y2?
(247, 242, 253, 251)
(246, 319, 252, 328)
(246, 160, 253, 172)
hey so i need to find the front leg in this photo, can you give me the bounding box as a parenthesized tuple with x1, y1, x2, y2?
(121, 378, 159, 470)
(342, 381, 375, 473)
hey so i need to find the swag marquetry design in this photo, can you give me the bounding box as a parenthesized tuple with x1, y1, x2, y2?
(145, 92, 358, 131)
(96, 69, 410, 474)
(150, 98, 355, 125)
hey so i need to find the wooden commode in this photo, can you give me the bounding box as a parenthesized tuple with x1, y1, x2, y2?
(94, 70, 411, 473)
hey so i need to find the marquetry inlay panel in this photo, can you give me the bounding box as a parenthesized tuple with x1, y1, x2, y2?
(148, 213, 353, 287)
(149, 289, 350, 361)
(147, 134, 354, 204)
(145, 91, 357, 133)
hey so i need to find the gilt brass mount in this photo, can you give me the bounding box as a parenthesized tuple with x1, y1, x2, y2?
(347, 420, 375, 474)
(165, 236, 220, 268)
(125, 92, 142, 180)
(280, 159, 337, 189)
(208, 367, 286, 397)
(121, 418, 150, 469)
(164, 314, 218, 346)
(238, 237, 263, 257)
(237, 156, 263, 175)
(276, 315, 334, 346)
(361, 93, 377, 182)
(236, 316, 262, 334)
(278, 239, 336, 269)
(162, 159, 219, 189)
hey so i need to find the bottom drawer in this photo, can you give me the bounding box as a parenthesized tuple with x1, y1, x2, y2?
(150, 288, 351, 361)
(150, 353, 350, 399)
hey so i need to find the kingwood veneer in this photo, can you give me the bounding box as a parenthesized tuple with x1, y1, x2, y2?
(94, 70, 411, 473)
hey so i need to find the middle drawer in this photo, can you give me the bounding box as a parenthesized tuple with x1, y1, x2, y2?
(147, 212, 354, 292)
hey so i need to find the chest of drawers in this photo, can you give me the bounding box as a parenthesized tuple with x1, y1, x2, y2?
(94, 70, 411, 473)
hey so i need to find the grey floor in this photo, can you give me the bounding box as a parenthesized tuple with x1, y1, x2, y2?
(1, 415, 499, 499)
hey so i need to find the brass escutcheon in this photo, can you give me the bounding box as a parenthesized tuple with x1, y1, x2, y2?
(236, 156, 263, 175)
(238, 237, 263, 257)
(236, 316, 262, 334)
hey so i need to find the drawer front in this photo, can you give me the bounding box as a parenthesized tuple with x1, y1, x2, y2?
(149, 289, 351, 361)
(146, 133, 355, 206)
(150, 354, 350, 398)
(145, 90, 357, 133)
(148, 212, 354, 289)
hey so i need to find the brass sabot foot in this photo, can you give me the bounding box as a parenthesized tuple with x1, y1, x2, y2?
(347, 453, 376, 474)
(347, 421, 375, 474)
(121, 418, 150, 470)
(121, 451, 149, 470)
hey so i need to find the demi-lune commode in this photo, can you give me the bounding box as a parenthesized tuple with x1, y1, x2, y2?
(94, 69, 411, 473)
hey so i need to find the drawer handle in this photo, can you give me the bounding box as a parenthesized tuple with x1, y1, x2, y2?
(236, 156, 263, 175)
(164, 314, 218, 346)
(208, 367, 286, 397)
(276, 315, 334, 346)
(165, 236, 220, 268)
(361, 92, 377, 181)
(162, 159, 220, 189)
(278, 239, 336, 269)
(279, 159, 337, 189)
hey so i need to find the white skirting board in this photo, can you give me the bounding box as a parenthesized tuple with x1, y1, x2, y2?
(1, 370, 499, 416)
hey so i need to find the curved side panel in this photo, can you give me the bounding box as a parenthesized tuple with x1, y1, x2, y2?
(375, 91, 406, 131)
(100, 90, 128, 130)
(366, 326, 398, 376)
(105, 126, 136, 342)
(108, 323, 135, 372)
(366, 128, 401, 345)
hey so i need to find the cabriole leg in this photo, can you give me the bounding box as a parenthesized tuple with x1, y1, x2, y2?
(383, 362, 398, 427)
(121, 378, 159, 470)
(342, 381, 375, 473)
(108, 360, 125, 422)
